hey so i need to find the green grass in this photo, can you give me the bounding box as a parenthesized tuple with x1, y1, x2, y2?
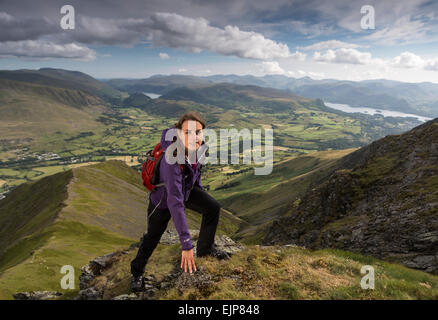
(208, 149, 356, 242)
(0, 220, 132, 299)
(0, 170, 73, 255)
(1, 80, 422, 190)
(0, 161, 144, 299)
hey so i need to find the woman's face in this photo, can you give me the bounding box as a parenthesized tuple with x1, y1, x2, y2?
(179, 120, 204, 152)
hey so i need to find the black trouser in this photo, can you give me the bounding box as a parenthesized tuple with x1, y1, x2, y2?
(130, 186, 221, 277)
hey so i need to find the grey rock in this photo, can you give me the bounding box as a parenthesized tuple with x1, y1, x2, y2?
(160, 281, 171, 289)
(90, 252, 117, 269)
(160, 229, 199, 245)
(112, 293, 139, 300)
(143, 283, 155, 290)
(175, 266, 215, 295)
(79, 252, 120, 290)
(13, 291, 62, 300)
(75, 287, 101, 300)
(79, 264, 95, 290)
(159, 230, 244, 257)
(212, 235, 245, 255)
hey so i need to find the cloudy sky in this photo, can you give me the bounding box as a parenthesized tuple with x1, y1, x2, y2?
(1, 0, 438, 82)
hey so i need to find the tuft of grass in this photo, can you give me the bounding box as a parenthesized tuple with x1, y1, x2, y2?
(277, 282, 301, 299)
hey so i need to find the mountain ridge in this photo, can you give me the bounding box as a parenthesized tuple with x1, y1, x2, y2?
(263, 118, 438, 274)
(105, 74, 438, 117)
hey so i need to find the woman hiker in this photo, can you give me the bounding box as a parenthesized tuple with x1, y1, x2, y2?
(130, 112, 230, 292)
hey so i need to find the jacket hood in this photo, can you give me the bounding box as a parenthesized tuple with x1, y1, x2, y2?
(160, 126, 177, 150)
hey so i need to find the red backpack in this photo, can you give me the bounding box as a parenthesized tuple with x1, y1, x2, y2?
(141, 142, 185, 191)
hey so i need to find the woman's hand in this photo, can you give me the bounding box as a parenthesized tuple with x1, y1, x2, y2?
(181, 248, 197, 273)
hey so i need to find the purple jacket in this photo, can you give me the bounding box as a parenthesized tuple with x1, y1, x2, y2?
(149, 126, 206, 250)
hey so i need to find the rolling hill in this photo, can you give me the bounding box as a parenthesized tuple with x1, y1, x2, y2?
(105, 74, 212, 95)
(0, 68, 425, 195)
(209, 149, 358, 243)
(0, 68, 123, 102)
(0, 79, 111, 141)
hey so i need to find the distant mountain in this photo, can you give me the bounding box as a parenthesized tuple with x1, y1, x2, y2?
(106, 74, 438, 117)
(160, 82, 309, 112)
(105, 74, 211, 95)
(206, 75, 438, 117)
(123, 92, 151, 107)
(263, 118, 438, 275)
(0, 68, 123, 102)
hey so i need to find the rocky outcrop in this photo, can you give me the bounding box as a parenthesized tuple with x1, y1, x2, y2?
(76, 251, 129, 300)
(264, 119, 438, 275)
(175, 266, 215, 295)
(13, 291, 62, 300)
(76, 233, 244, 300)
(79, 252, 121, 291)
(112, 293, 139, 300)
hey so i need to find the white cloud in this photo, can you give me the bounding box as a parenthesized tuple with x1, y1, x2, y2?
(0, 40, 96, 61)
(178, 68, 188, 72)
(288, 51, 306, 61)
(287, 20, 335, 38)
(313, 48, 374, 65)
(258, 61, 285, 75)
(299, 40, 363, 51)
(74, 12, 304, 61)
(391, 51, 438, 71)
(312, 48, 438, 73)
(159, 52, 170, 59)
(287, 70, 325, 79)
(363, 15, 432, 45)
(391, 52, 425, 68)
(425, 60, 438, 71)
(0, 12, 14, 22)
(147, 12, 300, 60)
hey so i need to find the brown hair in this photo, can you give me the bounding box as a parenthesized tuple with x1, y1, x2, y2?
(174, 111, 205, 129)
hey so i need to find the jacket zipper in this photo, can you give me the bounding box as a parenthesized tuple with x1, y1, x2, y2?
(184, 145, 207, 201)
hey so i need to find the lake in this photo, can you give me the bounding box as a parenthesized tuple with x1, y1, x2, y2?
(324, 102, 432, 123)
(142, 92, 162, 99)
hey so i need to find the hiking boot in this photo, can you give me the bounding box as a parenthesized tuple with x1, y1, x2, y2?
(197, 243, 231, 260)
(130, 275, 145, 292)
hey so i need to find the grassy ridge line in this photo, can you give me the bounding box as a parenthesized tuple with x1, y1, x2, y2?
(0, 160, 242, 299)
(0, 68, 122, 101)
(0, 220, 132, 300)
(0, 161, 146, 299)
(0, 79, 105, 108)
(0, 170, 73, 259)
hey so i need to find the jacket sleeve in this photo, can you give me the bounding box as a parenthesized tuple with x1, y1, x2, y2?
(161, 159, 193, 251)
